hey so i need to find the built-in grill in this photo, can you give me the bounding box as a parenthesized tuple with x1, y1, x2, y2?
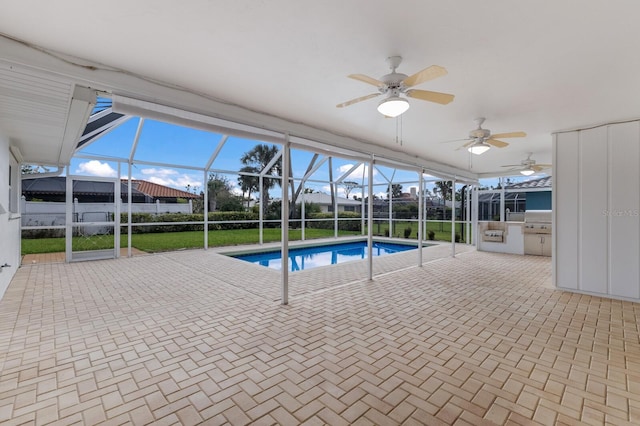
(524, 210, 552, 256)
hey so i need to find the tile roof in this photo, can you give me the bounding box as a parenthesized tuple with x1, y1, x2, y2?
(506, 176, 552, 190)
(127, 180, 201, 199)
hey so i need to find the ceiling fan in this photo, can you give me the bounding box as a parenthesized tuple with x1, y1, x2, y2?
(502, 153, 551, 176)
(456, 117, 526, 155)
(336, 56, 454, 117)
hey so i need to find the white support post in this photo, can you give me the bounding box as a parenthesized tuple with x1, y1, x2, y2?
(65, 170, 72, 263)
(259, 175, 263, 245)
(367, 156, 374, 281)
(281, 139, 290, 305)
(451, 178, 456, 257)
(127, 162, 132, 257)
(333, 182, 338, 238)
(418, 171, 424, 267)
(361, 172, 366, 236)
(466, 186, 471, 245)
(203, 170, 209, 249)
(301, 191, 306, 241)
(500, 177, 505, 222)
(472, 186, 478, 246)
(388, 187, 393, 237)
(127, 118, 144, 258)
(114, 164, 121, 259)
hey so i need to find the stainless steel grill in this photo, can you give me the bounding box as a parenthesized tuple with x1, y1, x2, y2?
(524, 210, 552, 255)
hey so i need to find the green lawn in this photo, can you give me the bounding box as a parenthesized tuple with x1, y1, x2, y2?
(368, 220, 472, 243)
(22, 221, 471, 255)
(21, 228, 362, 255)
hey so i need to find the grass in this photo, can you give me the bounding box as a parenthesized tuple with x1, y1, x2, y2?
(368, 220, 472, 243)
(22, 221, 471, 255)
(21, 228, 362, 255)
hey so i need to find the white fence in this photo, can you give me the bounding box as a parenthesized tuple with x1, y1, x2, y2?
(21, 198, 193, 227)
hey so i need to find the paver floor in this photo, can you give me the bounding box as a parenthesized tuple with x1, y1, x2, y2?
(1, 244, 639, 425)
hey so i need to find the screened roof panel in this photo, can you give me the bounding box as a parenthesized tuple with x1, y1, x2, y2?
(135, 119, 222, 168)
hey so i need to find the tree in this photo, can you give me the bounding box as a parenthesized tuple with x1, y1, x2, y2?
(342, 181, 358, 199)
(237, 166, 259, 209)
(240, 144, 281, 217)
(207, 174, 232, 212)
(21, 165, 36, 174)
(388, 183, 403, 200)
(434, 180, 462, 202)
(434, 181, 452, 201)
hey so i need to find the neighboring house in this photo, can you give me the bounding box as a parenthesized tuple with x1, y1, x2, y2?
(21, 177, 200, 204)
(126, 179, 201, 203)
(296, 192, 362, 213)
(478, 176, 552, 221)
(22, 176, 150, 202)
(505, 176, 552, 210)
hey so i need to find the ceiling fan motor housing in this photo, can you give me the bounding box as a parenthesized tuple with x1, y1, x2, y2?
(469, 128, 491, 139)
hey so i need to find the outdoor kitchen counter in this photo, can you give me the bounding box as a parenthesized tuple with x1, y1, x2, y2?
(477, 221, 526, 255)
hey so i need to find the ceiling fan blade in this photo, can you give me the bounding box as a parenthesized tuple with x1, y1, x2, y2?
(403, 65, 447, 87)
(501, 164, 522, 168)
(440, 138, 470, 144)
(348, 74, 384, 87)
(336, 93, 380, 108)
(486, 138, 509, 148)
(532, 164, 552, 171)
(490, 131, 526, 139)
(406, 89, 454, 105)
(455, 140, 476, 151)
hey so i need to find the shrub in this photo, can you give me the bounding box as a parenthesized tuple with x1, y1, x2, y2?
(119, 212, 259, 233)
(403, 226, 412, 238)
(307, 212, 361, 232)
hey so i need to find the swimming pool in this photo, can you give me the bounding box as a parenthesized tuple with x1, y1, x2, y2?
(231, 240, 420, 271)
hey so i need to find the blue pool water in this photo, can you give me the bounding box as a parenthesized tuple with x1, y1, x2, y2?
(232, 240, 419, 272)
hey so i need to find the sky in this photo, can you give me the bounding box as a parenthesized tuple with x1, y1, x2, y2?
(70, 114, 535, 200)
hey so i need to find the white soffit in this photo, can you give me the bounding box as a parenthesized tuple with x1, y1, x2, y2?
(0, 62, 73, 164)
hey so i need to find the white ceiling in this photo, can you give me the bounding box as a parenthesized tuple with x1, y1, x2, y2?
(1, 0, 640, 175)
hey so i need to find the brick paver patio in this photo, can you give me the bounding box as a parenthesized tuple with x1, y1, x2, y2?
(1, 244, 639, 425)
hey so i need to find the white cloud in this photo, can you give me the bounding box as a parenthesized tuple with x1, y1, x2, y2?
(75, 160, 117, 177)
(140, 168, 178, 177)
(136, 168, 202, 192)
(336, 163, 376, 181)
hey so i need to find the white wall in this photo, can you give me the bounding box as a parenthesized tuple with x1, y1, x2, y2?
(21, 199, 193, 227)
(0, 133, 21, 300)
(554, 121, 640, 301)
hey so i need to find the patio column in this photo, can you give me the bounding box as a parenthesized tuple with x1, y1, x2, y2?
(451, 178, 456, 257)
(127, 163, 133, 258)
(466, 186, 471, 244)
(500, 177, 505, 222)
(417, 171, 423, 267)
(367, 155, 374, 281)
(301, 190, 305, 241)
(203, 169, 208, 249)
(259, 175, 263, 245)
(281, 139, 290, 305)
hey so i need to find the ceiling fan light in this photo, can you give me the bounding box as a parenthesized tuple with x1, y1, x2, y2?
(520, 168, 535, 176)
(468, 142, 490, 155)
(377, 96, 409, 117)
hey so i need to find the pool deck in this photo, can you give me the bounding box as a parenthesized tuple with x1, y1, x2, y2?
(2, 239, 639, 425)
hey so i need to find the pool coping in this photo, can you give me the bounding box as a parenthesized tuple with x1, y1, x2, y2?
(217, 235, 431, 257)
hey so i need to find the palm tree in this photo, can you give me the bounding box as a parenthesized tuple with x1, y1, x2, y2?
(240, 144, 281, 217)
(238, 166, 259, 209)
